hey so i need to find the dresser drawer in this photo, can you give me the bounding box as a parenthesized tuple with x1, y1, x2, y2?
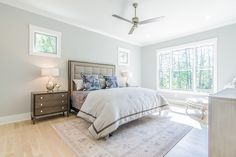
(35, 105, 68, 116)
(35, 99, 68, 109)
(35, 93, 68, 102)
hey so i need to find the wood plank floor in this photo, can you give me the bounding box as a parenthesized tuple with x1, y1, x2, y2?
(0, 106, 208, 157)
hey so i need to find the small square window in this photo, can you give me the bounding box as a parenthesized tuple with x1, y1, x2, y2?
(29, 25, 61, 58)
(118, 48, 130, 66)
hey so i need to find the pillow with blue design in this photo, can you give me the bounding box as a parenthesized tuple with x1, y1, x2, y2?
(103, 75, 119, 88)
(81, 73, 101, 91)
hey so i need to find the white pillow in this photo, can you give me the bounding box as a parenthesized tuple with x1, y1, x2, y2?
(73, 79, 84, 90)
(117, 77, 125, 87)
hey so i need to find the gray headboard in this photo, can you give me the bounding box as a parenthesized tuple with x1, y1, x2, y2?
(68, 60, 116, 92)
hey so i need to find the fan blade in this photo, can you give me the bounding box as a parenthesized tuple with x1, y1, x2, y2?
(139, 16, 164, 25)
(112, 14, 133, 24)
(128, 26, 135, 35)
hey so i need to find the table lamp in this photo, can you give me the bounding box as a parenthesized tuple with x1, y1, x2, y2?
(121, 71, 132, 87)
(41, 68, 59, 92)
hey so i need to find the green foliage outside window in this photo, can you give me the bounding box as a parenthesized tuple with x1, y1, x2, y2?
(196, 46, 214, 92)
(172, 70, 192, 90)
(35, 32, 57, 54)
(159, 53, 170, 89)
(160, 70, 170, 89)
(159, 45, 214, 93)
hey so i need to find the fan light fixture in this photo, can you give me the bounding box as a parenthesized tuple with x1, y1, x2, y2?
(112, 3, 165, 35)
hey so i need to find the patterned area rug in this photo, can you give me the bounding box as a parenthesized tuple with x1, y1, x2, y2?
(53, 115, 192, 157)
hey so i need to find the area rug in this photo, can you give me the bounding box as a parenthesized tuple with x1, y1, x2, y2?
(53, 115, 192, 157)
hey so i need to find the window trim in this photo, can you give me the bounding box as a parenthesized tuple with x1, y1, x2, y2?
(156, 38, 217, 94)
(29, 24, 61, 58)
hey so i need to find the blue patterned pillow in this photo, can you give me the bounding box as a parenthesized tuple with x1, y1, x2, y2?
(103, 76, 118, 88)
(81, 73, 101, 91)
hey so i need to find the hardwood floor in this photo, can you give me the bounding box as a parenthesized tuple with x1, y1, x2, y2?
(0, 106, 208, 157)
(0, 115, 78, 157)
(165, 106, 208, 157)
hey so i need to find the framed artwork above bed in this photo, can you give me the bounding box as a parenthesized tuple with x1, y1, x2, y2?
(29, 25, 61, 58)
(118, 48, 130, 66)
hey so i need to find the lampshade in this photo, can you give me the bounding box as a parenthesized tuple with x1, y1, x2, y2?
(120, 71, 129, 78)
(41, 68, 59, 77)
(121, 71, 133, 78)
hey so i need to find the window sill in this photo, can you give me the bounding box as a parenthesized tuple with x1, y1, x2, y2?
(158, 89, 210, 97)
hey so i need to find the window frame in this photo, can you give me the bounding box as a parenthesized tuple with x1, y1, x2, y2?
(29, 25, 61, 58)
(118, 48, 130, 66)
(156, 38, 217, 95)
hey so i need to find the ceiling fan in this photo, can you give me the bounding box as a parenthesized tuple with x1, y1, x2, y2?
(112, 3, 164, 35)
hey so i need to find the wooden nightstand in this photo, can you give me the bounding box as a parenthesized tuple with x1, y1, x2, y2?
(31, 90, 69, 124)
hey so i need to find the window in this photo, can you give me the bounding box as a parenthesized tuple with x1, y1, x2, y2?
(157, 39, 217, 94)
(118, 48, 130, 66)
(34, 32, 57, 54)
(29, 25, 61, 58)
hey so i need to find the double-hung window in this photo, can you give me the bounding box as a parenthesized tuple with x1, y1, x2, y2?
(157, 39, 217, 94)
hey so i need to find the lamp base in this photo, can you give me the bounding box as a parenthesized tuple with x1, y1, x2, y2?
(46, 81, 55, 92)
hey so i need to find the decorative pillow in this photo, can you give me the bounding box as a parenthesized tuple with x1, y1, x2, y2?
(73, 79, 84, 91)
(103, 76, 119, 88)
(99, 78, 106, 89)
(81, 73, 101, 91)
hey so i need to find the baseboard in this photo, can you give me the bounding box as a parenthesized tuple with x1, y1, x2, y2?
(0, 112, 31, 126)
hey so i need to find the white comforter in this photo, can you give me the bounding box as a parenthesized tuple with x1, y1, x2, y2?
(77, 87, 168, 139)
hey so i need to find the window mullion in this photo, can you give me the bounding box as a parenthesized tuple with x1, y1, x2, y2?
(170, 50, 173, 90)
(193, 48, 196, 92)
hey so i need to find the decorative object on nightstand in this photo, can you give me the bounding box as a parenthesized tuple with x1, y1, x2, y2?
(55, 83, 61, 90)
(31, 90, 69, 124)
(224, 76, 236, 88)
(41, 68, 59, 92)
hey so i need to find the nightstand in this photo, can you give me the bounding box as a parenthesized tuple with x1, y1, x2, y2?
(31, 90, 69, 124)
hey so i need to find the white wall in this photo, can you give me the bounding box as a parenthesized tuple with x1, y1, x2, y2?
(141, 23, 236, 103)
(0, 3, 142, 117)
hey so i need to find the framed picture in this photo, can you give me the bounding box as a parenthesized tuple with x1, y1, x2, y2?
(118, 48, 130, 66)
(29, 25, 61, 58)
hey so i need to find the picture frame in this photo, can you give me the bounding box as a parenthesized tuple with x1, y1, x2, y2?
(118, 48, 130, 66)
(29, 25, 61, 58)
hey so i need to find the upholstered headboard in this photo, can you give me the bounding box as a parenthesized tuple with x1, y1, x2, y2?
(68, 60, 116, 92)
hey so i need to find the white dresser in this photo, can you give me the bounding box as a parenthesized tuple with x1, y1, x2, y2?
(209, 88, 236, 157)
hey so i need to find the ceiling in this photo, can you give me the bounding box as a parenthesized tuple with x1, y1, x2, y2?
(1, 0, 236, 46)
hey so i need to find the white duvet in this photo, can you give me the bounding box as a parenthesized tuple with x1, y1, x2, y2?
(77, 87, 168, 139)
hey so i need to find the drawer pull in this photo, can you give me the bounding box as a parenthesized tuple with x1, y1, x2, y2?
(40, 110, 43, 113)
(40, 103, 43, 106)
(40, 97, 43, 100)
(62, 106, 64, 110)
(62, 95, 64, 97)
(62, 100, 64, 103)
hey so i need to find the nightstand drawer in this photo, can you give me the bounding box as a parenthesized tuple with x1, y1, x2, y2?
(35, 93, 68, 102)
(35, 105, 67, 116)
(35, 99, 68, 109)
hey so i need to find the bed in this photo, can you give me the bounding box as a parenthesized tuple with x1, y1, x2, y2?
(68, 60, 169, 139)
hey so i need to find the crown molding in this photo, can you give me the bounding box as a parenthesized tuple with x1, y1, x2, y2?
(0, 0, 141, 47)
